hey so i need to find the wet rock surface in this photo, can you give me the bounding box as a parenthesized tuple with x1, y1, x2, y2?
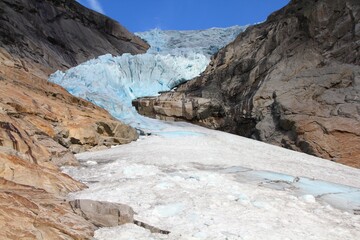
(134, 0, 360, 168)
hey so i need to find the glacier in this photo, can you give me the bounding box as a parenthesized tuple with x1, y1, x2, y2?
(49, 26, 246, 130)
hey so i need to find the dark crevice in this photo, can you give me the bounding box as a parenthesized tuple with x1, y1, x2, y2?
(133, 220, 170, 235)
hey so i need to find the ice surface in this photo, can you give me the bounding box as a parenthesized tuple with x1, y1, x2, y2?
(63, 122, 360, 240)
(135, 26, 246, 56)
(49, 26, 245, 130)
(153, 203, 186, 218)
(232, 170, 360, 211)
(152, 131, 206, 138)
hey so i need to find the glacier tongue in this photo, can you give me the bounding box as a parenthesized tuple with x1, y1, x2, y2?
(49, 26, 246, 130)
(50, 53, 208, 128)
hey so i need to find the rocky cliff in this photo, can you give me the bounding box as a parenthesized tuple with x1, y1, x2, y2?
(0, 0, 149, 239)
(0, 0, 148, 74)
(133, 0, 360, 168)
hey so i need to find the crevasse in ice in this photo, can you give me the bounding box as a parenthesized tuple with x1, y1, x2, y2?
(49, 26, 247, 129)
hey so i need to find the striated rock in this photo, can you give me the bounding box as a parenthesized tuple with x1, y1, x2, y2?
(0, 149, 85, 195)
(133, 0, 360, 168)
(133, 93, 226, 128)
(0, 154, 95, 240)
(0, 0, 148, 238)
(0, 66, 139, 166)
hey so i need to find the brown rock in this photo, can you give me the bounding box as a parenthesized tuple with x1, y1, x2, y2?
(0, 69, 139, 165)
(133, 0, 360, 168)
(0, 158, 95, 239)
(0, 149, 85, 195)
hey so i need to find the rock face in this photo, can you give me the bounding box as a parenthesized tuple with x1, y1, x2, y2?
(0, 0, 149, 239)
(133, 0, 360, 168)
(0, 178, 96, 240)
(0, 0, 148, 74)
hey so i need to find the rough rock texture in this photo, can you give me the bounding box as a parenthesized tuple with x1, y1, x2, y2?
(0, 69, 139, 164)
(0, 178, 95, 240)
(0, 0, 148, 239)
(133, 0, 360, 168)
(0, 0, 149, 74)
(69, 199, 135, 228)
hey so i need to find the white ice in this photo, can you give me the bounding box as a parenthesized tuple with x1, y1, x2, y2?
(63, 122, 360, 240)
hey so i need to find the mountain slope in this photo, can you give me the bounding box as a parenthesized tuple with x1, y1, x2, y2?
(0, 0, 149, 239)
(0, 0, 148, 74)
(134, 0, 360, 168)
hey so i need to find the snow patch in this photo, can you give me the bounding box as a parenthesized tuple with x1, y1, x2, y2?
(300, 195, 316, 203)
(154, 203, 186, 218)
(122, 164, 160, 178)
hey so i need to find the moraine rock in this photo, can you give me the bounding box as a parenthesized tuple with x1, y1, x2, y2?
(69, 199, 171, 235)
(69, 199, 135, 228)
(133, 0, 360, 168)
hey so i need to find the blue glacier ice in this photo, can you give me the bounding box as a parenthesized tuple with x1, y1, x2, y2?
(49, 26, 246, 130)
(232, 169, 360, 213)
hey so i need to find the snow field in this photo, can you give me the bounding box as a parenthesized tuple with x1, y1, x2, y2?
(63, 122, 360, 240)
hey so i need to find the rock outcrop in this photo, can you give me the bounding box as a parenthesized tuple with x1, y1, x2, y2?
(133, 0, 360, 168)
(69, 199, 135, 228)
(0, 178, 95, 240)
(0, 0, 149, 239)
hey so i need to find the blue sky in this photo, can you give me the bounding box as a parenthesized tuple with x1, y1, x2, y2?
(77, 0, 290, 32)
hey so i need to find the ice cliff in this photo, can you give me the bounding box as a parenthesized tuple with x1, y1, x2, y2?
(49, 26, 246, 129)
